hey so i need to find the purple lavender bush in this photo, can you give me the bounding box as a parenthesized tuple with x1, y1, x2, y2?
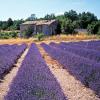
(61, 40, 100, 51)
(58, 42, 100, 62)
(41, 43, 100, 97)
(5, 43, 67, 100)
(0, 44, 27, 79)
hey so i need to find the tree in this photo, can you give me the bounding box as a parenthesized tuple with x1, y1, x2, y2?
(26, 14, 37, 21)
(64, 10, 78, 21)
(7, 18, 13, 27)
(79, 12, 97, 28)
(44, 14, 55, 20)
(0, 21, 3, 31)
(72, 20, 81, 28)
(2, 22, 8, 30)
(87, 21, 100, 34)
(62, 19, 75, 34)
(55, 21, 61, 35)
(12, 19, 24, 30)
(97, 27, 100, 35)
(50, 13, 56, 19)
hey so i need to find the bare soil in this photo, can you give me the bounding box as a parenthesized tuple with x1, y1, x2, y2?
(0, 47, 29, 100)
(38, 44, 100, 100)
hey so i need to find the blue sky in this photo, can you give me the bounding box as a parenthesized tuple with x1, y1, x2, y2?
(0, 0, 100, 21)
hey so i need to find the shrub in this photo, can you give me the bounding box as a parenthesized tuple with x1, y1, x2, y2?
(97, 27, 100, 35)
(9, 32, 18, 38)
(35, 33, 45, 41)
(22, 28, 33, 38)
(0, 31, 18, 39)
(87, 21, 100, 34)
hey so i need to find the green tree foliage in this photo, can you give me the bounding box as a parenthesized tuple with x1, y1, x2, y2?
(87, 21, 100, 34)
(12, 19, 24, 30)
(55, 21, 61, 35)
(0, 31, 18, 39)
(0, 18, 24, 31)
(22, 27, 33, 38)
(62, 19, 76, 34)
(73, 20, 84, 29)
(1, 22, 8, 30)
(79, 12, 97, 28)
(7, 18, 13, 27)
(44, 14, 55, 20)
(56, 10, 99, 34)
(64, 10, 78, 21)
(26, 14, 37, 21)
(35, 33, 45, 41)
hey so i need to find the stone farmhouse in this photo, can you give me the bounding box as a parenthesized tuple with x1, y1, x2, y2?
(20, 20, 58, 35)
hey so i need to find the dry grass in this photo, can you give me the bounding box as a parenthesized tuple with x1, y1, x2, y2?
(0, 34, 99, 45)
(0, 38, 34, 45)
(0, 30, 20, 33)
(44, 34, 100, 41)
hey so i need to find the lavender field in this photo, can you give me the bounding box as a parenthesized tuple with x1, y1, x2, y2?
(0, 44, 27, 79)
(42, 40, 100, 97)
(0, 40, 100, 100)
(5, 43, 66, 100)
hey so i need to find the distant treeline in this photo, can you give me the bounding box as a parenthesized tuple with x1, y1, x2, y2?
(0, 10, 100, 35)
(0, 19, 24, 31)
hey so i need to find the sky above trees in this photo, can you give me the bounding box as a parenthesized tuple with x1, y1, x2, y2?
(0, 0, 100, 21)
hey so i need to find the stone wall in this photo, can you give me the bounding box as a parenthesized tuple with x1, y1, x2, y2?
(20, 24, 35, 33)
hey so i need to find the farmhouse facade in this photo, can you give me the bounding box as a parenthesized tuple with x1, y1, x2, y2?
(20, 20, 58, 35)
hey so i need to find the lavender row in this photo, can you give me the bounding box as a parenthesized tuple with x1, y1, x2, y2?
(61, 41, 100, 49)
(61, 41, 100, 51)
(0, 44, 27, 79)
(72, 42, 100, 51)
(61, 40, 100, 46)
(75, 40, 100, 46)
(5, 43, 66, 100)
(50, 42, 100, 62)
(41, 43, 100, 96)
(59, 42, 100, 62)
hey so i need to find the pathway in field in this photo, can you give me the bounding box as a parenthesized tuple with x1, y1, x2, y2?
(0, 47, 29, 100)
(38, 44, 100, 100)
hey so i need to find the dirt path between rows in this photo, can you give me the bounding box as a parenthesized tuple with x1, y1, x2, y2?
(0, 47, 29, 100)
(38, 44, 100, 100)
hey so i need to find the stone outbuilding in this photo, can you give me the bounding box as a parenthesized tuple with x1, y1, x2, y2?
(20, 20, 58, 35)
